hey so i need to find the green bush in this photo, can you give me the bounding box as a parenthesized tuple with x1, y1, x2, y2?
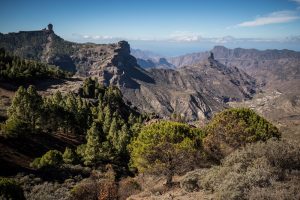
(0, 177, 25, 200)
(76, 144, 86, 161)
(31, 150, 63, 169)
(129, 121, 205, 185)
(203, 108, 280, 161)
(3, 117, 30, 136)
(63, 147, 77, 164)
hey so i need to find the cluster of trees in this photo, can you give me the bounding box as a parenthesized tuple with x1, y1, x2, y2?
(2, 77, 145, 169)
(2, 86, 91, 135)
(0, 48, 72, 82)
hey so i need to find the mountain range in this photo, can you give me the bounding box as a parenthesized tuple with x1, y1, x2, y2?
(0, 26, 299, 137)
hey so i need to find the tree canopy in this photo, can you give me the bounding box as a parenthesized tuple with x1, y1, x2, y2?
(203, 108, 281, 161)
(129, 121, 204, 185)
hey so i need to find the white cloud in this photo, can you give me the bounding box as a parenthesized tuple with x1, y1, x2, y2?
(237, 10, 299, 27)
(169, 31, 202, 42)
(73, 33, 300, 46)
(291, 0, 300, 4)
(212, 36, 236, 44)
(75, 34, 118, 41)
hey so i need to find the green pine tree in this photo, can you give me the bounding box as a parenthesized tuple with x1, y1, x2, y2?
(5, 85, 42, 134)
(103, 106, 112, 134)
(84, 123, 102, 166)
(108, 117, 118, 146)
(116, 124, 130, 154)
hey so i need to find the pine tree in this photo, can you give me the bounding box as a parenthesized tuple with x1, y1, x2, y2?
(116, 124, 130, 154)
(97, 108, 104, 124)
(63, 147, 77, 164)
(52, 91, 64, 107)
(128, 113, 136, 125)
(8, 86, 27, 119)
(84, 123, 102, 166)
(103, 106, 112, 134)
(26, 85, 43, 131)
(64, 93, 77, 133)
(108, 118, 118, 147)
(5, 85, 42, 134)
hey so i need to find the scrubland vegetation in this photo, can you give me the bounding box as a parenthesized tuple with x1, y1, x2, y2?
(0, 75, 299, 200)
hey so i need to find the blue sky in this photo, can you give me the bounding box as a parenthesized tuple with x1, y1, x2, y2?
(1, 0, 300, 55)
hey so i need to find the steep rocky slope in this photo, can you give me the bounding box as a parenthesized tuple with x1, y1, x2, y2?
(169, 46, 300, 88)
(120, 54, 256, 120)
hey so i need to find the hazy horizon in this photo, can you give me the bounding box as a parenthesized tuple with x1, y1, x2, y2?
(1, 0, 300, 56)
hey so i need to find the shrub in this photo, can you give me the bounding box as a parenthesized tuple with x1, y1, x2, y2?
(98, 179, 118, 200)
(129, 121, 205, 186)
(203, 108, 280, 161)
(71, 179, 99, 200)
(3, 117, 30, 136)
(249, 177, 300, 200)
(180, 169, 205, 192)
(63, 147, 77, 164)
(70, 174, 118, 200)
(118, 177, 141, 200)
(31, 150, 63, 169)
(185, 139, 300, 200)
(76, 144, 86, 161)
(0, 177, 25, 200)
(25, 181, 73, 200)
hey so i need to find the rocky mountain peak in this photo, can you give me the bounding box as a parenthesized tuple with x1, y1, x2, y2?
(213, 45, 228, 51)
(115, 40, 130, 55)
(47, 23, 54, 32)
(208, 52, 214, 60)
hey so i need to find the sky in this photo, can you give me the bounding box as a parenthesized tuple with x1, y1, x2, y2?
(1, 0, 300, 56)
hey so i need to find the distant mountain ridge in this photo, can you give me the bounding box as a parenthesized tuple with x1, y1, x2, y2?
(131, 48, 175, 69)
(168, 46, 300, 90)
(169, 46, 300, 67)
